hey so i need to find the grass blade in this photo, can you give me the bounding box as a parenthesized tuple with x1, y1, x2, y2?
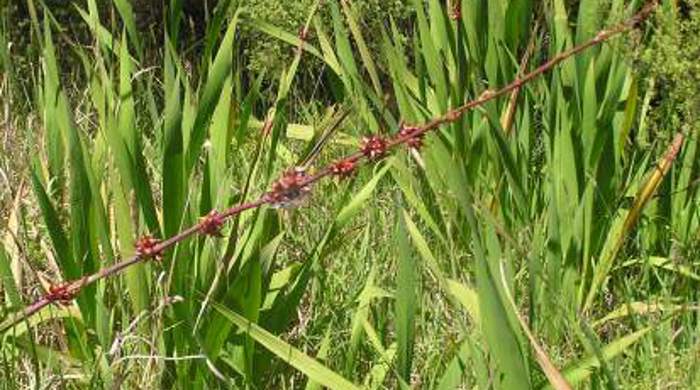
(0, 243, 21, 308)
(395, 204, 419, 382)
(548, 326, 656, 389)
(212, 302, 360, 390)
(186, 10, 240, 173)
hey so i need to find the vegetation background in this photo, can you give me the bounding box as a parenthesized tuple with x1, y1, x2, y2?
(1, 0, 700, 388)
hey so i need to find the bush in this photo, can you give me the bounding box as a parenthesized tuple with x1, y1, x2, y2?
(239, 0, 411, 83)
(639, 0, 700, 134)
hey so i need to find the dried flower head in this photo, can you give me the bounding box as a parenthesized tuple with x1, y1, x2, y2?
(265, 168, 311, 208)
(360, 136, 388, 160)
(46, 282, 77, 305)
(398, 124, 425, 150)
(199, 210, 225, 237)
(330, 159, 357, 179)
(135, 235, 163, 262)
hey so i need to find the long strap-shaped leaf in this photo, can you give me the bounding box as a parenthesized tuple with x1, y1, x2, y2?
(211, 302, 360, 390)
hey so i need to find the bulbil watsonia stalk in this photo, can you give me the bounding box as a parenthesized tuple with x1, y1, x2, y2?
(0, 1, 657, 333)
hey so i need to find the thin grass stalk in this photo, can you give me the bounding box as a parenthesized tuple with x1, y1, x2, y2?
(0, 1, 658, 333)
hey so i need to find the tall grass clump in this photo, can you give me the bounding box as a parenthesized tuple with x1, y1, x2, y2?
(3, 0, 700, 388)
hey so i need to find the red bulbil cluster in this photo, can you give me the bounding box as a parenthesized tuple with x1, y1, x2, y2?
(199, 210, 225, 237)
(398, 124, 425, 150)
(265, 168, 311, 207)
(135, 235, 163, 262)
(360, 136, 388, 161)
(330, 159, 357, 179)
(45, 282, 76, 305)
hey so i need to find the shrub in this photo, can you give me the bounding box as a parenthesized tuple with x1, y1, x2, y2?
(639, 0, 700, 135)
(239, 0, 410, 83)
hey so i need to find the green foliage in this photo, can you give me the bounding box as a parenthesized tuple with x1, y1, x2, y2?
(639, 0, 700, 133)
(2, 1, 700, 389)
(240, 0, 410, 83)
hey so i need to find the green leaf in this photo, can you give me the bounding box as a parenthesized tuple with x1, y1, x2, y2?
(454, 178, 530, 389)
(547, 326, 655, 389)
(396, 206, 418, 381)
(212, 302, 361, 390)
(30, 161, 76, 279)
(306, 324, 334, 390)
(339, 0, 382, 96)
(411, 0, 448, 111)
(592, 301, 684, 329)
(445, 279, 480, 326)
(436, 340, 471, 390)
(207, 75, 234, 206)
(186, 10, 240, 173)
(41, 19, 65, 191)
(248, 18, 325, 63)
(75, 2, 116, 53)
(646, 256, 700, 282)
(118, 34, 159, 234)
(335, 163, 391, 228)
(1, 304, 83, 337)
(162, 52, 185, 238)
(112, 0, 142, 56)
(0, 243, 21, 308)
(111, 171, 149, 313)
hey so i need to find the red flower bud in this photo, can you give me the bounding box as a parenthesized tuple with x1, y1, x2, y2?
(199, 210, 225, 237)
(265, 168, 311, 208)
(135, 235, 163, 262)
(330, 159, 357, 179)
(45, 282, 77, 305)
(360, 136, 388, 160)
(398, 124, 425, 150)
